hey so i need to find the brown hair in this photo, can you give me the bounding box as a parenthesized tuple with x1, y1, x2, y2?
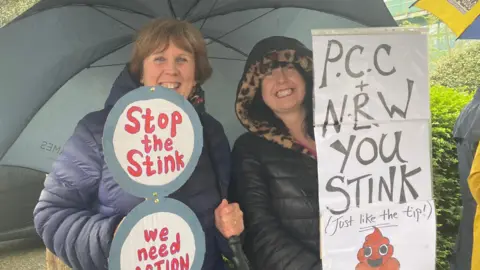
(129, 18, 212, 85)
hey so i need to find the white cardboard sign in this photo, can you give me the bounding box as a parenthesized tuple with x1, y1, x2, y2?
(312, 27, 436, 270)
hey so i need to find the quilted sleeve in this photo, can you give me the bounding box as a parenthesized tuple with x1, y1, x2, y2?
(33, 119, 123, 270)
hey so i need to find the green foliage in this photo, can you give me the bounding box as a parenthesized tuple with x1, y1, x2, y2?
(398, 11, 480, 270)
(430, 85, 474, 270)
(431, 42, 480, 92)
(0, 0, 39, 27)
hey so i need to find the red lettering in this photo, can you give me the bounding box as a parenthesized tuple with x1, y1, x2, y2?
(164, 138, 173, 151)
(180, 253, 190, 270)
(125, 108, 183, 139)
(142, 108, 155, 133)
(143, 156, 156, 176)
(158, 243, 168, 257)
(170, 233, 181, 255)
(154, 260, 165, 270)
(156, 157, 163, 174)
(139, 255, 189, 270)
(175, 151, 185, 171)
(142, 135, 152, 153)
(170, 111, 182, 137)
(128, 152, 185, 178)
(144, 229, 158, 242)
(152, 135, 163, 151)
(149, 246, 158, 260)
(158, 113, 169, 129)
(172, 258, 179, 270)
(127, 149, 142, 177)
(164, 155, 175, 173)
(125, 106, 142, 134)
(160, 227, 169, 241)
(137, 248, 148, 261)
(180, 254, 190, 270)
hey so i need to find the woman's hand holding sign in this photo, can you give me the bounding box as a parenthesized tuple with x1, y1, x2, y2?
(215, 199, 244, 238)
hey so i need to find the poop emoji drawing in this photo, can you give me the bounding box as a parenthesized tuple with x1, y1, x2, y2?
(355, 227, 400, 270)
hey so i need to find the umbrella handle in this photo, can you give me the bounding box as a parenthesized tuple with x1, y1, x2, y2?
(228, 235, 252, 270)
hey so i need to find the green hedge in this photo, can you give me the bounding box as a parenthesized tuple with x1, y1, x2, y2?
(430, 42, 480, 92)
(430, 85, 474, 269)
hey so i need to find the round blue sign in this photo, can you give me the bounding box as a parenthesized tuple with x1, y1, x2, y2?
(109, 198, 206, 270)
(103, 86, 203, 198)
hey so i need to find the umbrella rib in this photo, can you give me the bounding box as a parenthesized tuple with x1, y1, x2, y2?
(167, 0, 177, 18)
(200, 0, 219, 30)
(205, 35, 248, 57)
(91, 7, 138, 31)
(208, 56, 246, 61)
(9, 4, 155, 27)
(205, 8, 277, 45)
(182, 0, 201, 20)
(89, 63, 129, 68)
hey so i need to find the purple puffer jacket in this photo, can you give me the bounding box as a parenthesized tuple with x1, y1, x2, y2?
(33, 66, 233, 270)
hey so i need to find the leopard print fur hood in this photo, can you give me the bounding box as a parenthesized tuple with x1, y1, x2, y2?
(235, 36, 315, 158)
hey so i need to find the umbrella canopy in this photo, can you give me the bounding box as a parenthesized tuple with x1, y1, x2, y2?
(0, 0, 396, 240)
(412, 0, 480, 39)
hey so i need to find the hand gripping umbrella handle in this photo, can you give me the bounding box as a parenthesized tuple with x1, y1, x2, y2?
(198, 118, 251, 270)
(228, 235, 252, 270)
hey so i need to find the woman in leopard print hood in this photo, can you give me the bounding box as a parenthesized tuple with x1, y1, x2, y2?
(230, 36, 321, 270)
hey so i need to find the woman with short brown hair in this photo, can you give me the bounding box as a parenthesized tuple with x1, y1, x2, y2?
(34, 18, 243, 270)
(129, 18, 212, 85)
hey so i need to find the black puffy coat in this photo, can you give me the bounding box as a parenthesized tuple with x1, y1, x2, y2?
(230, 36, 321, 270)
(232, 133, 320, 270)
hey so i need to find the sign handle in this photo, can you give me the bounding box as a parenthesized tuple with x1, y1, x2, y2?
(198, 113, 252, 270)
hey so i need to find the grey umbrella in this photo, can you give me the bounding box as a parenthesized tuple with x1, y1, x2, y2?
(450, 87, 480, 270)
(0, 0, 396, 241)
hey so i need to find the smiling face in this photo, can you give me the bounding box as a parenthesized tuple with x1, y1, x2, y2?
(261, 63, 306, 115)
(357, 227, 394, 268)
(141, 41, 196, 98)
